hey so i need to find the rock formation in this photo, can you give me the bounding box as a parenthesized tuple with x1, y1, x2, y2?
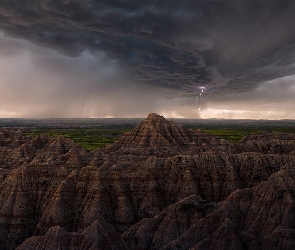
(0, 113, 294, 249)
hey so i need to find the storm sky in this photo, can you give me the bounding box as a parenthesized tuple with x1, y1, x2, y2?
(1, 0, 295, 118)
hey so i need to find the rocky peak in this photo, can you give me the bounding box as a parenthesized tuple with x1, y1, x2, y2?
(104, 113, 229, 155)
(146, 113, 166, 121)
(104, 113, 191, 153)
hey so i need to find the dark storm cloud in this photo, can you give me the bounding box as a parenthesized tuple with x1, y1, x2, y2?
(1, 0, 295, 99)
(0, 32, 169, 118)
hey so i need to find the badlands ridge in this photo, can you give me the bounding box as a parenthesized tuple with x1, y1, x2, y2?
(0, 113, 295, 249)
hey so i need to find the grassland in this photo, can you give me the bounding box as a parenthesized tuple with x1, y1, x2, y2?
(23, 126, 295, 150)
(200, 127, 295, 142)
(24, 128, 130, 151)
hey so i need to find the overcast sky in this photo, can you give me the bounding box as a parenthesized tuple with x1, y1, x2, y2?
(1, 0, 295, 119)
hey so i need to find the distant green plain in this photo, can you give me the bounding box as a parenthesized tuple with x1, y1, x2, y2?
(24, 128, 130, 150)
(200, 127, 295, 142)
(24, 127, 295, 150)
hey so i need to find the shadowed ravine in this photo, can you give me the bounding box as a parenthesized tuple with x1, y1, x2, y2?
(0, 113, 295, 249)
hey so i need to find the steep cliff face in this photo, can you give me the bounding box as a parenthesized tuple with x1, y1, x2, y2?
(0, 114, 295, 249)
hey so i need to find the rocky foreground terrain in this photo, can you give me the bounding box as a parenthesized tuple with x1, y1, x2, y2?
(0, 113, 295, 249)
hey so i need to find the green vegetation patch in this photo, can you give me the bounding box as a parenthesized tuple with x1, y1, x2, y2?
(24, 128, 131, 150)
(201, 127, 295, 142)
(23, 126, 295, 150)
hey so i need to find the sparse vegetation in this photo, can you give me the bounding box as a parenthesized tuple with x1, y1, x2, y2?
(197, 128, 295, 142)
(23, 126, 295, 150)
(24, 128, 130, 150)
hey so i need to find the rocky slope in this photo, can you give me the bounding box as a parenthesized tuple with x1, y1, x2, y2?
(0, 113, 294, 249)
(104, 113, 229, 156)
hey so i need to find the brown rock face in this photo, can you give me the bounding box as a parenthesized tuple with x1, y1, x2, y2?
(105, 113, 227, 156)
(230, 132, 295, 154)
(0, 114, 295, 249)
(17, 220, 124, 250)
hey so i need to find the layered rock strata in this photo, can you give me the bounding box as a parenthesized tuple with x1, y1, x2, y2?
(0, 113, 294, 249)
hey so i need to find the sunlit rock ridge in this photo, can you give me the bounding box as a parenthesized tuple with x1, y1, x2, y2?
(0, 114, 295, 249)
